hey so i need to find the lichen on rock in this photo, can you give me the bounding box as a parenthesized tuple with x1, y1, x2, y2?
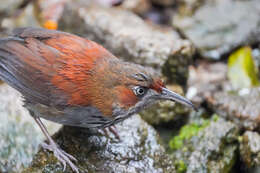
(240, 131, 260, 168)
(169, 113, 239, 173)
(23, 115, 176, 173)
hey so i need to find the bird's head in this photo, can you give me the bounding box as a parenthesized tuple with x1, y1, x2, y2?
(91, 59, 197, 121)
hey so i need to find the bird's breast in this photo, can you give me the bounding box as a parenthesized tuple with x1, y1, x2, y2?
(26, 102, 115, 128)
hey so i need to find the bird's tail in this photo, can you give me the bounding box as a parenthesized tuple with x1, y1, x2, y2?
(0, 37, 27, 91)
(0, 36, 50, 105)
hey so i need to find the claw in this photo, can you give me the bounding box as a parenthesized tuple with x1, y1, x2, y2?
(42, 142, 79, 173)
(61, 149, 77, 162)
(33, 116, 79, 173)
(100, 125, 120, 140)
(108, 125, 120, 140)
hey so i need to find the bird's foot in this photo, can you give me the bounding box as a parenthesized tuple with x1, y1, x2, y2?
(108, 125, 120, 139)
(41, 141, 79, 173)
(102, 125, 120, 140)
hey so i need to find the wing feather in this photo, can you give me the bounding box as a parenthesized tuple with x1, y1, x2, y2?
(0, 28, 115, 107)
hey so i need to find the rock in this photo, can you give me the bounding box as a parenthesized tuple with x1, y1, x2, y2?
(206, 88, 260, 131)
(119, 0, 151, 15)
(187, 61, 260, 131)
(186, 61, 228, 104)
(1, 3, 40, 30)
(173, 0, 260, 59)
(176, 0, 204, 16)
(0, 27, 11, 38)
(142, 7, 173, 25)
(252, 45, 260, 79)
(141, 101, 189, 125)
(0, 0, 22, 16)
(23, 115, 176, 173)
(0, 84, 60, 173)
(151, 0, 176, 6)
(170, 115, 239, 173)
(59, 4, 194, 86)
(140, 85, 189, 125)
(0, 0, 22, 25)
(240, 131, 260, 168)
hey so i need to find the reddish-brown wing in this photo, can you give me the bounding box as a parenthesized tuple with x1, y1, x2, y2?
(0, 28, 116, 107)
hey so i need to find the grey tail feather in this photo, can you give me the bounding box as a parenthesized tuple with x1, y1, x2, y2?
(0, 63, 38, 103)
(0, 64, 49, 106)
(0, 37, 24, 44)
(0, 39, 49, 105)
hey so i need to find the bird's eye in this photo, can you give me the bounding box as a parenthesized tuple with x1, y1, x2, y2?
(133, 86, 147, 97)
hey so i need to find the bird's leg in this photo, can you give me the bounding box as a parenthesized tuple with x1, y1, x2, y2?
(108, 125, 120, 139)
(102, 127, 109, 136)
(99, 125, 120, 139)
(33, 116, 79, 173)
(100, 125, 120, 139)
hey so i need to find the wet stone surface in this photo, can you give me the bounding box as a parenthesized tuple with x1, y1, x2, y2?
(206, 88, 260, 131)
(173, 0, 260, 59)
(187, 61, 227, 104)
(141, 101, 189, 125)
(23, 115, 176, 173)
(187, 62, 260, 131)
(171, 115, 239, 173)
(0, 84, 60, 173)
(240, 131, 260, 168)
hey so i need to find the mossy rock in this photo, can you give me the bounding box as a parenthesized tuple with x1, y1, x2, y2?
(169, 113, 239, 173)
(23, 115, 176, 173)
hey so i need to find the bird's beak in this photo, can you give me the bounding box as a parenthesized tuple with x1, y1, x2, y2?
(159, 87, 197, 111)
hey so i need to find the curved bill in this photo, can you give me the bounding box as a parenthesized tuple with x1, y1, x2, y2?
(160, 87, 197, 111)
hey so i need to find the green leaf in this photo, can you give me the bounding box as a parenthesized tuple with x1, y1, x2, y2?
(228, 47, 259, 89)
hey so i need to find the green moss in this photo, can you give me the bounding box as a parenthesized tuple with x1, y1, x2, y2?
(169, 119, 210, 150)
(227, 47, 259, 89)
(175, 160, 187, 173)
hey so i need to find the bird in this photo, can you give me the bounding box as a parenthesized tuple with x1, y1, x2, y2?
(0, 27, 196, 172)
